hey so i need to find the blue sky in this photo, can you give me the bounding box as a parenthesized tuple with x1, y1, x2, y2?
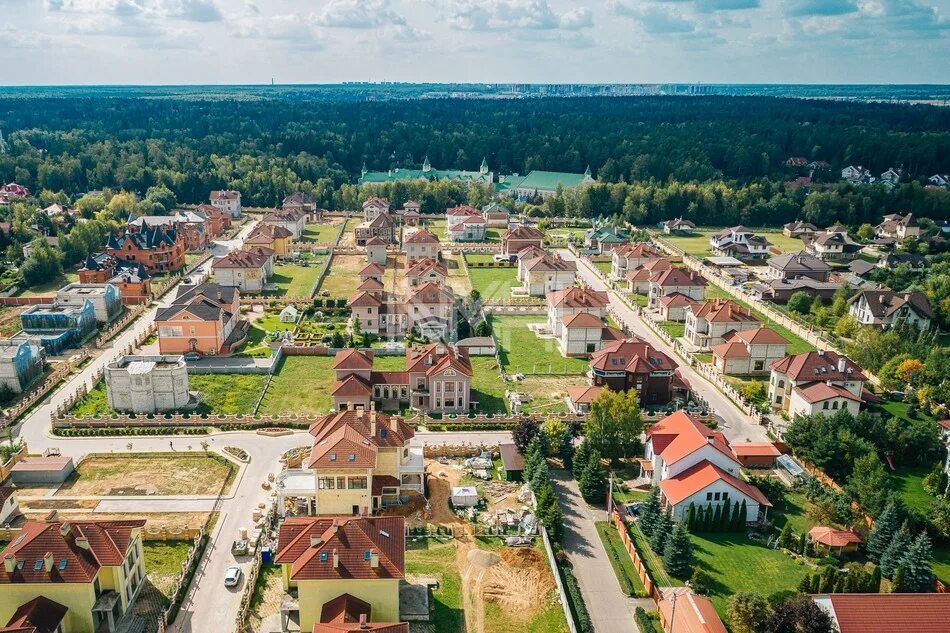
(0, 0, 947, 84)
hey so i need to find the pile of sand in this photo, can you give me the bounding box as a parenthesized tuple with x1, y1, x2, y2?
(468, 549, 501, 568)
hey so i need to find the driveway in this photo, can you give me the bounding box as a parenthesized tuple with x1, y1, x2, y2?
(551, 470, 650, 632)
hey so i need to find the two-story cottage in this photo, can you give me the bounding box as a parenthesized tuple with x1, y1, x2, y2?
(645, 411, 771, 524)
(244, 223, 293, 258)
(362, 198, 391, 223)
(657, 293, 702, 322)
(625, 258, 673, 294)
(405, 283, 456, 340)
(446, 214, 487, 242)
(684, 299, 760, 350)
(128, 213, 209, 252)
(355, 214, 396, 247)
(212, 248, 274, 293)
(194, 203, 231, 237)
(610, 243, 662, 279)
(403, 229, 440, 261)
(274, 515, 408, 633)
(768, 350, 867, 418)
(283, 192, 318, 220)
(648, 267, 707, 308)
(106, 223, 185, 274)
(545, 287, 622, 357)
(847, 290, 933, 330)
(662, 218, 695, 235)
(210, 190, 242, 218)
(766, 251, 832, 282)
(588, 337, 682, 405)
(501, 225, 544, 256)
(155, 283, 247, 356)
(841, 165, 871, 183)
(364, 237, 388, 266)
(711, 326, 789, 376)
(875, 213, 920, 241)
(0, 516, 147, 633)
(482, 202, 510, 227)
(516, 252, 576, 296)
(782, 221, 818, 238)
(348, 282, 456, 342)
(708, 227, 772, 260)
(802, 225, 862, 261)
(405, 258, 447, 287)
(263, 208, 307, 240)
(584, 226, 629, 255)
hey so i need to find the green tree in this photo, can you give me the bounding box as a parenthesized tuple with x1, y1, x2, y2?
(578, 451, 608, 504)
(787, 291, 813, 314)
(867, 501, 901, 562)
(571, 440, 593, 480)
(720, 497, 732, 531)
(584, 387, 643, 462)
(727, 592, 772, 633)
(542, 417, 568, 459)
(899, 533, 934, 593)
(662, 522, 694, 579)
(856, 223, 876, 241)
(649, 509, 673, 554)
(846, 453, 893, 518)
(638, 486, 662, 536)
(530, 457, 550, 493)
(779, 523, 795, 550)
(20, 239, 63, 286)
(536, 482, 563, 543)
(687, 502, 697, 531)
(880, 521, 912, 578)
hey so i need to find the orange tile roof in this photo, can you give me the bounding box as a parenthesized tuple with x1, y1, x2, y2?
(711, 341, 750, 360)
(2, 596, 68, 633)
(690, 299, 759, 324)
(659, 292, 699, 308)
(561, 312, 604, 328)
(815, 593, 950, 633)
(659, 461, 771, 507)
(275, 516, 405, 581)
(793, 382, 863, 404)
(308, 410, 414, 451)
(405, 258, 447, 279)
(615, 242, 661, 259)
(658, 588, 727, 633)
(333, 349, 374, 371)
(547, 286, 609, 309)
(567, 385, 603, 405)
(808, 526, 862, 547)
(359, 263, 386, 277)
(347, 291, 383, 308)
(651, 267, 707, 288)
(309, 423, 377, 468)
(408, 282, 455, 305)
(503, 225, 544, 241)
(646, 411, 737, 466)
(730, 442, 781, 457)
(404, 229, 439, 244)
(734, 326, 789, 345)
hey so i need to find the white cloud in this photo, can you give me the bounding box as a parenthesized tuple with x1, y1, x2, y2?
(315, 0, 408, 29)
(448, 0, 590, 32)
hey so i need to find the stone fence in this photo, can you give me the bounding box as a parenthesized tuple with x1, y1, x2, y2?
(483, 304, 546, 314)
(422, 443, 499, 458)
(0, 443, 27, 482)
(94, 305, 147, 347)
(0, 296, 56, 306)
(448, 243, 503, 253)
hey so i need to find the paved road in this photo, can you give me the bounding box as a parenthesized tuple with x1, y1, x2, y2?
(551, 470, 651, 632)
(558, 250, 769, 443)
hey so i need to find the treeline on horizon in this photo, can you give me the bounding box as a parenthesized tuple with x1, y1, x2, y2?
(1, 95, 949, 226)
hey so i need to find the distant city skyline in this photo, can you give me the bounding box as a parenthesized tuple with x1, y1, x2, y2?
(0, 0, 947, 85)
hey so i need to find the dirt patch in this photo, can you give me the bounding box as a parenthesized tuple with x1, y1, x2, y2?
(54, 453, 236, 497)
(425, 461, 467, 527)
(468, 549, 501, 568)
(20, 511, 213, 531)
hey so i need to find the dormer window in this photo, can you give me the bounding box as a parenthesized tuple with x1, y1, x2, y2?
(364, 551, 372, 561)
(320, 552, 328, 562)
(348, 453, 356, 462)
(330, 453, 337, 461)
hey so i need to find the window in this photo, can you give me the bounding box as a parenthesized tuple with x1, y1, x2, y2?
(336, 476, 346, 489)
(714, 492, 721, 501)
(822, 402, 830, 410)
(706, 492, 713, 501)
(348, 453, 356, 462)
(364, 551, 372, 561)
(320, 552, 328, 562)
(832, 401, 839, 410)
(318, 477, 335, 490)
(348, 477, 367, 490)
(329, 453, 337, 462)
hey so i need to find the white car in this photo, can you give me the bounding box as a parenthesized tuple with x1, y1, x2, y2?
(224, 566, 242, 587)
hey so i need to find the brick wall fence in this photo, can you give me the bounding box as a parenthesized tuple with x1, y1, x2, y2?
(611, 508, 661, 601)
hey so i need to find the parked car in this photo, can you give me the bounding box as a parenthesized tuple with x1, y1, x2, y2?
(224, 566, 242, 587)
(183, 353, 201, 361)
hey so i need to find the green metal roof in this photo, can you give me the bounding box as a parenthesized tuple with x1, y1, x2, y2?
(360, 167, 491, 185)
(499, 170, 593, 193)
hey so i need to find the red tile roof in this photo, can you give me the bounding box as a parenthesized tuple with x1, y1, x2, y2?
(589, 337, 678, 375)
(408, 282, 455, 305)
(405, 258, 447, 279)
(567, 385, 603, 405)
(331, 375, 374, 399)
(561, 312, 604, 328)
(347, 291, 383, 308)
(689, 299, 758, 324)
(320, 593, 371, 625)
(711, 341, 750, 360)
(404, 229, 439, 244)
(364, 236, 388, 246)
(503, 225, 544, 241)
(659, 292, 699, 308)
(770, 350, 866, 382)
(615, 242, 661, 259)
(734, 326, 789, 345)
(793, 382, 863, 404)
(371, 475, 401, 496)
(659, 461, 771, 507)
(308, 410, 414, 456)
(333, 349, 374, 371)
(808, 527, 861, 547)
(651, 267, 707, 288)
(646, 411, 737, 466)
(730, 442, 781, 457)
(0, 519, 144, 585)
(2, 596, 68, 633)
(815, 593, 950, 633)
(658, 588, 727, 633)
(546, 286, 609, 309)
(275, 516, 405, 581)
(212, 250, 270, 269)
(359, 263, 386, 277)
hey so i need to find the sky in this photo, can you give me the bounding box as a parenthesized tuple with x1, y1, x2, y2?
(0, 0, 947, 85)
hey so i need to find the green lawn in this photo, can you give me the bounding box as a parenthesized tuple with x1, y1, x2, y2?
(491, 315, 589, 375)
(771, 491, 819, 535)
(258, 355, 335, 415)
(469, 356, 509, 414)
(468, 267, 520, 301)
(372, 354, 407, 371)
(301, 223, 342, 243)
(662, 229, 804, 258)
(265, 264, 321, 298)
(70, 373, 266, 416)
(891, 463, 937, 514)
(405, 539, 464, 633)
(16, 271, 80, 297)
(144, 540, 193, 604)
(464, 253, 501, 264)
(593, 260, 612, 276)
(702, 284, 814, 355)
(934, 544, 950, 586)
(658, 321, 685, 339)
(626, 292, 648, 307)
(596, 521, 647, 597)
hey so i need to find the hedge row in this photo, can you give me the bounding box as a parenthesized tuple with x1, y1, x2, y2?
(635, 607, 661, 633)
(54, 426, 210, 437)
(559, 561, 592, 633)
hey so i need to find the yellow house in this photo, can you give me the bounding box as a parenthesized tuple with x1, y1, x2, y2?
(275, 516, 407, 633)
(277, 408, 424, 517)
(0, 516, 147, 633)
(244, 223, 293, 258)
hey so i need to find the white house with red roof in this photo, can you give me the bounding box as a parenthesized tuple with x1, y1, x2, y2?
(625, 258, 673, 294)
(365, 237, 389, 266)
(515, 251, 577, 296)
(645, 411, 771, 523)
(684, 299, 760, 350)
(711, 326, 789, 375)
(768, 350, 867, 418)
(211, 248, 274, 292)
(274, 515, 408, 633)
(447, 213, 487, 242)
(648, 267, 707, 309)
(657, 293, 702, 322)
(403, 229, 440, 260)
(610, 242, 662, 279)
(405, 258, 447, 287)
(545, 286, 609, 338)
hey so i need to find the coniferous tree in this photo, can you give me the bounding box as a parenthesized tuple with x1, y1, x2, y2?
(891, 566, 907, 593)
(531, 458, 550, 494)
(867, 564, 882, 593)
(639, 487, 662, 536)
(899, 533, 934, 593)
(694, 505, 704, 531)
(663, 522, 694, 579)
(687, 503, 697, 530)
(817, 566, 837, 593)
(650, 509, 673, 554)
(867, 501, 900, 562)
(578, 450, 608, 504)
(712, 504, 722, 531)
(737, 499, 747, 528)
(731, 500, 743, 531)
(880, 522, 913, 578)
(779, 524, 794, 550)
(571, 440, 593, 480)
(799, 531, 808, 555)
(704, 502, 714, 531)
(523, 436, 543, 483)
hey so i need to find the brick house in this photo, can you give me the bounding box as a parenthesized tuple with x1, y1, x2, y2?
(502, 225, 544, 256)
(355, 213, 396, 246)
(79, 254, 151, 304)
(194, 203, 232, 237)
(588, 337, 682, 405)
(106, 223, 185, 274)
(362, 197, 391, 223)
(128, 213, 208, 252)
(155, 283, 247, 356)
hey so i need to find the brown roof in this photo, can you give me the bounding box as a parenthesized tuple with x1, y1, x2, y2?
(275, 516, 405, 581)
(734, 326, 789, 346)
(659, 292, 700, 309)
(615, 242, 661, 259)
(405, 258, 447, 279)
(320, 593, 370, 625)
(347, 291, 383, 308)
(808, 526, 861, 547)
(405, 343, 472, 377)
(308, 410, 414, 453)
(503, 225, 544, 241)
(546, 286, 609, 309)
(689, 299, 758, 324)
(309, 423, 377, 468)
(364, 236, 388, 246)
(357, 278, 385, 291)
(771, 350, 866, 382)
(0, 519, 145, 585)
(498, 443, 524, 472)
(589, 337, 678, 375)
(212, 250, 270, 269)
(711, 341, 750, 360)
(523, 253, 577, 273)
(847, 290, 934, 320)
(561, 312, 604, 328)
(408, 282, 455, 305)
(658, 588, 727, 633)
(793, 382, 863, 404)
(359, 263, 386, 277)
(363, 197, 390, 208)
(404, 229, 439, 244)
(652, 267, 707, 288)
(369, 371, 409, 385)
(333, 349, 374, 371)
(567, 385, 603, 405)
(246, 224, 292, 242)
(816, 593, 950, 633)
(730, 442, 781, 457)
(10, 457, 72, 472)
(330, 374, 374, 399)
(2, 596, 68, 633)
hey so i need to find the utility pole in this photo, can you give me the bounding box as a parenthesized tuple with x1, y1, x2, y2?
(607, 471, 614, 516)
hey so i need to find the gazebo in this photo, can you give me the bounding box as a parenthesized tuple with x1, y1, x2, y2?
(808, 526, 862, 554)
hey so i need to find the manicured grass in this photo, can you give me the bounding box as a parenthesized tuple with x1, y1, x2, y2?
(934, 544, 950, 586)
(464, 252, 500, 264)
(658, 320, 685, 339)
(491, 315, 589, 375)
(875, 400, 936, 425)
(662, 229, 804, 258)
(301, 223, 342, 243)
(405, 539, 464, 633)
(372, 354, 408, 371)
(58, 453, 237, 496)
(626, 292, 648, 307)
(469, 356, 509, 414)
(144, 540, 193, 604)
(690, 532, 808, 619)
(891, 463, 937, 514)
(15, 271, 80, 297)
(596, 521, 647, 597)
(265, 264, 321, 298)
(702, 284, 815, 355)
(468, 267, 520, 301)
(771, 491, 817, 535)
(258, 355, 335, 415)
(443, 252, 473, 297)
(593, 260, 612, 276)
(71, 374, 267, 416)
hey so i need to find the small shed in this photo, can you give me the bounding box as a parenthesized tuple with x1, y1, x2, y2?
(731, 442, 782, 468)
(499, 443, 524, 482)
(10, 455, 75, 485)
(279, 304, 299, 323)
(451, 486, 479, 508)
(456, 336, 496, 356)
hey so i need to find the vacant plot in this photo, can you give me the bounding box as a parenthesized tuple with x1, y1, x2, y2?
(469, 267, 520, 301)
(258, 355, 335, 415)
(406, 539, 465, 633)
(55, 453, 237, 497)
(514, 375, 588, 414)
(144, 540, 193, 603)
(492, 315, 589, 375)
(317, 254, 364, 299)
(265, 264, 321, 298)
(592, 260, 612, 276)
(469, 356, 509, 414)
(444, 252, 474, 296)
(0, 306, 26, 338)
(15, 271, 80, 298)
(657, 321, 685, 339)
(301, 222, 343, 243)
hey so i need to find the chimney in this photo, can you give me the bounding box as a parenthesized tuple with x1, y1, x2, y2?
(357, 408, 364, 419)
(707, 436, 715, 444)
(310, 536, 323, 547)
(817, 349, 824, 356)
(3, 554, 15, 573)
(75, 537, 90, 550)
(837, 358, 846, 373)
(332, 549, 339, 568)
(45, 510, 59, 524)
(58, 522, 70, 537)
(44, 552, 54, 572)
(359, 614, 369, 629)
(370, 414, 377, 438)
(370, 551, 379, 568)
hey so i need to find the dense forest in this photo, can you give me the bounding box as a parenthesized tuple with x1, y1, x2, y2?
(1, 93, 949, 227)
